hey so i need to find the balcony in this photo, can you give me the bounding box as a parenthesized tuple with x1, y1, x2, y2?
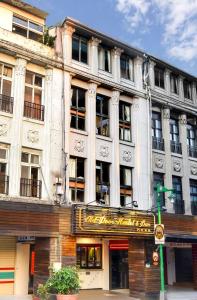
(171, 141, 182, 154)
(0, 175, 9, 194)
(20, 178, 42, 198)
(174, 199, 185, 214)
(0, 94, 13, 114)
(191, 201, 197, 215)
(152, 137, 165, 151)
(24, 101, 44, 121)
(188, 146, 197, 158)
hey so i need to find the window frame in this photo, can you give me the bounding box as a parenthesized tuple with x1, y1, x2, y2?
(77, 244, 102, 269)
(0, 63, 13, 97)
(183, 79, 192, 100)
(154, 66, 165, 89)
(119, 101, 131, 142)
(69, 156, 85, 203)
(96, 161, 110, 204)
(170, 73, 179, 95)
(70, 86, 86, 131)
(96, 94, 110, 137)
(172, 176, 183, 202)
(72, 34, 88, 64)
(120, 166, 132, 207)
(170, 118, 180, 143)
(152, 111, 162, 139)
(120, 54, 133, 81)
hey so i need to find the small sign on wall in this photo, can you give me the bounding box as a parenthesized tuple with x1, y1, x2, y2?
(18, 236, 35, 242)
(154, 224, 165, 244)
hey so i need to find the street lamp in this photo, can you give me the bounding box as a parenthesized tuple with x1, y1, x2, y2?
(155, 183, 175, 300)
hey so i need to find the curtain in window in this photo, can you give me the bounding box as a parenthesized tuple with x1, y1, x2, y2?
(98, 48, 104, 70)
(125, 105, 130, 122)
(125, 169, 131, 186)
(129, 59, 133, 81)
(69, 158, 76, 178)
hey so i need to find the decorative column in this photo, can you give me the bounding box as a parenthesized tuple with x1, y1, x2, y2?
(110, 90, 120, 207)
(9, 57, 27, 196)
(162, 107, 173, 212)
(149, 60, 156, 89)
(112, 47, 123, 83)
(85, 82, 97, 204)
(132, 97, 150, 210)
(192, 81, 197, 105)
(42, 68, 53, 201)
(178, 75, 184, 100)
(89, 37, 101, 75)
(62, 24, 75, 65)
(165, 69, 171, 96)
(179, 114, 191, 214)
(134, 56, 143, 91)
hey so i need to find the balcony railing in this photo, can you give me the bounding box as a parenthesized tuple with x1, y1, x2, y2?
(20, 178, 42, 198)
(0, 175, 9, 194)
(188, 146, 197, 158)
(0, 94, 13, 114)
(24, 101, 45, 121)
(174, 199, 185, 214)
(171, 141, 182, 154)
(191, 201, 197, 215)
(152, 137, 165, 151)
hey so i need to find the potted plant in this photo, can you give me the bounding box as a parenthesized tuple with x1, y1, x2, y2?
(43, 266, 80, 300)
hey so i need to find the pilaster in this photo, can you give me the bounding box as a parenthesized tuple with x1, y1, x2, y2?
(149, 60, 156, 89)
(165, 69, 171, 96)
(134, 56, 143, 90)
(192, 81, 197, 105)
(9, 57, 27, 196)
(62, 24, 75, 65)
(178, 75, 184, 101)
(112, 47, 123, 83)
(110, 90, 120, 207)
(89, 37, 101, 75)
(85, 82, 97, 204)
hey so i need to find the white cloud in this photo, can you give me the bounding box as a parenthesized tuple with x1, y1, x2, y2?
(116, 0, 197, 62)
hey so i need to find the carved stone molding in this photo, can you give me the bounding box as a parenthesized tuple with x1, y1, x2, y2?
(63, 24, 75, 36)
(27, 130, 39, 143)
(74, 139, 85, 153)
(90, 37, 101, 47)
(173, 160, 181, 172)
(122, 150, 132, 162)
(179, 114, 187, 125)
(0, 123, 8, 136)
(88, 84, 97, 96)
(191, 165, 197, 175)
(111, 91, 120, 106)
(45, 69, 53, 82)
(100, 145, 109, 158)
(15, 64, 26, 76)
(112, 47, 124, 56)
(155, 156, 164, 169)
(163, 108, 170, 119)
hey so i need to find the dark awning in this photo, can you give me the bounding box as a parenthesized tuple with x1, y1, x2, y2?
(165, 234, 197, 244)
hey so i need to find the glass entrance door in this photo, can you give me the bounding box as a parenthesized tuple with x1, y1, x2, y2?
(110, 250, 129, 289)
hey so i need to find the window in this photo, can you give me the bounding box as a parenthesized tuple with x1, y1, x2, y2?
(96, 94, 109, 137)
(172, 176, 184, 214)
(0, 146, 9, 194)
(183, 79, 192, 100)
(119, 101, 131, 142)
(170, 73, 179, 94)
(190, 180, 197, 215)
(187, 123, 197, 158)
(24, 71, 44, 121)
(96, 161, 110, 205)
(153, 173, 165, 207)
(155, 67, 165, 89)
(120, 166, 132, 207)
(120, 54, 133, 81)
(70, 87, 86, 130)
(77, 244, 102, 269)
(69, 156, 85, 202)
(12, 15, 43, 42)
(72, 35, 88, 64)
(170, 118, 182, 154)
(0, 64, 13, 113)
(20, 151, 41, 198)
(152, 111, 164, 151)
(98, 46, 111, 72)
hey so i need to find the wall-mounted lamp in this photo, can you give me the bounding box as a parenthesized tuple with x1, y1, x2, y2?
(54, 177, 64, 205)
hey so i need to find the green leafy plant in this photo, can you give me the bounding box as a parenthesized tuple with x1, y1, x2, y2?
(37, 283, 49, 300)
(45, 266, 80, 295)
(43, 28, 55, 47)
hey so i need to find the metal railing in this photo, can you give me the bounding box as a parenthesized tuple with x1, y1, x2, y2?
(173, 199, 185, 214)
(0, 94, 13, 114)
(191, 201, 197, 215)
(170, 141, 182, 154)
(188, 146, 197, 158)
(152, 137, 165, 151)
(24, 101, 45, 121)
(20, 178, 42, 198)
(0, 175, 9, 194)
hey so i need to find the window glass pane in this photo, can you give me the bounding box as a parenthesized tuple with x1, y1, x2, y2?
(34, 89, 42, 105)
(21, 152, 29, 163)
(125, 129, 131, 141)
(29, 22, 43, 32)
(78, 89, 85, 108)
(71, 115, 76, 129)
(34, 75, 42, 87)
(71, 88, 77, 107)
(21, 165, 29, 178)
(96, 97, 101, 114)
(31, 154, 39, 164)
(13, 16, 28, 27)
(78, 117, 85, 130)
(0, 149, 6, 159)
(102, 163, 109, 183)
(81, 40, 88, 63)
(124, 105, 130, 122)
(88, 247, 95, 268)
(12, 25, 27, 37)
(25, 86, 33, 102)
(95, 246, 101, 267)
(29, 31, 42, 42)
(80, 246, 87, 268)
(72, 37, 80, 61)
(71, 189, 75, 201)
(0, 162, 6, 174)
(2, 80, 11, 96)
(77, 159, 84, 178)
(102, 99, 109, 116)
(125, 168, 131, 186)
(3, 66, 12, 78)
(25, 72, 33, 85)
(76, 189, 84, 202)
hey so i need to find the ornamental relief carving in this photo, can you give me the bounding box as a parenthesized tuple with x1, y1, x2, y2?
(27, 130, 39, 143)
(74, 139, 85, 153)
(99, 145, 109, 158)
(191, 165, 197, 175)
(154, 156, 164, 169)
(15, 65, 26, 76)
(122, 150, 132, 162)
(173, 160, 181, 172)
(179, 115, 187, 125)
(0, 123, 8, 136)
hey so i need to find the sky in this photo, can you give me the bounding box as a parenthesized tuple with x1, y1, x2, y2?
(25, 0, 197, 76)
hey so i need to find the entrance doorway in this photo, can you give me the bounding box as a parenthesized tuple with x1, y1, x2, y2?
(175, 248, 193, 283)
(110, 250, 129, 289)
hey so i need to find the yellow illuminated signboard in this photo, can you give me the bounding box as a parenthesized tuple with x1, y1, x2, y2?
(72, 205, 155, 236)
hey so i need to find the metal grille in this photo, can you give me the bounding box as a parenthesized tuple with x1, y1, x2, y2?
(20, 178, 42, 198)
(24, 101, 44, 121)
(174, 200, 185, 215)
(0, 175, 9, 194)
(171, 141, 182, 154)
(0, 94, 13, 114)
(152, 137, 165, 151)
(188, 146, 197, 158)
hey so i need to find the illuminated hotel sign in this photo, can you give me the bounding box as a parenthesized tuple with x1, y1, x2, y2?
(72, 205, 155, 236)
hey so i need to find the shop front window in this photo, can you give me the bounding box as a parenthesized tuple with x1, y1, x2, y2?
(77, 244, 102, 269)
